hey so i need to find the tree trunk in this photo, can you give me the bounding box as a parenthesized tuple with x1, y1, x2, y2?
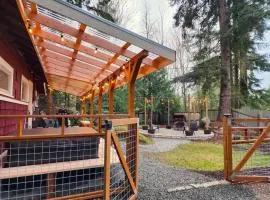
(217, 0, 231, 120)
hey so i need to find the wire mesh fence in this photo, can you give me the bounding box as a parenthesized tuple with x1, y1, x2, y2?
(0, 137, 104, 199)
(110, 123, 137, 200)
(224, 116, 270, 182)
(0, 115, 138, 200)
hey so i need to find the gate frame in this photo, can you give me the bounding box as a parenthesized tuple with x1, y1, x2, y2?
(223, 115, 270, 183)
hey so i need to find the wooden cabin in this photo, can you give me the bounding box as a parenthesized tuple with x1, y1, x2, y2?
(0, 0, 176, 199)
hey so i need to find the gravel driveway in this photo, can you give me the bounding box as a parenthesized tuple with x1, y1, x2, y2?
(138, 138, 270, 200)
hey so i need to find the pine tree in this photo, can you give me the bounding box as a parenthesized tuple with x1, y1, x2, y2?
(170, 0, 270, 119)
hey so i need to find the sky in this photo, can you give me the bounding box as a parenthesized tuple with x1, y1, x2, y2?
(122, 0, 270, 89)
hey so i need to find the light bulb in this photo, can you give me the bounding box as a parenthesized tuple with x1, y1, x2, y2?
(60, 34, 65, 42)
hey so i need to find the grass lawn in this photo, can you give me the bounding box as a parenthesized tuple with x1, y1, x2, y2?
(151, 142, 270, 171)
(139, 133, 154, 145)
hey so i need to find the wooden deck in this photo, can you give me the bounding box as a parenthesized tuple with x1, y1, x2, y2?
(0, 138, 119, 179)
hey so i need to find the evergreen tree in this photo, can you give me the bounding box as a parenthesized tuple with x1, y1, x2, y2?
(170, 0, 270, 119)
(66, 0, 115, 22)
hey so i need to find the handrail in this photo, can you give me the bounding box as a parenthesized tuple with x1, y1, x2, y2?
(232, 118, 270, 123)
(0, 114, 130, 139)
(0, 114, 129, 118)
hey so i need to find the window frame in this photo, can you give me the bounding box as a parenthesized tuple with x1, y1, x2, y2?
(0, 56, 14, 97)
(21, 75, 29, 102)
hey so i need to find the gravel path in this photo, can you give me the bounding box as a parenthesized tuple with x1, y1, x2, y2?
(138, 138, 270, 200)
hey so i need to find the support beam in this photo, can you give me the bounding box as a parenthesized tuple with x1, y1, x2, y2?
(98, 88, 103, 133)
(109, 81, 115, 115)
(126, 50, 148, 192)
(79, 99, 83, 115)
(90, 91, 95, 127)
(47, 89, 53, 114)
(128, 50, 148, 117)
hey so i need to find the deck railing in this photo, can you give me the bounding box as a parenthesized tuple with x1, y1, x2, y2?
(0, 114, 138, 200)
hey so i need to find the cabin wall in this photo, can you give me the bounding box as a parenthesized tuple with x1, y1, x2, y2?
(0, 38, 34, 136)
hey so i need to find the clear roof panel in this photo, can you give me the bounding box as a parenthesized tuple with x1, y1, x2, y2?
(37, 5, 80, 30)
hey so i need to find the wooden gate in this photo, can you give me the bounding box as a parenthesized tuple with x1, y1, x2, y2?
(223, 116, 270, 183)
(105, 118, 139, 200)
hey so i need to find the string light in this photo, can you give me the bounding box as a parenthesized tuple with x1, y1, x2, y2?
(94, 47, 98, 54)
(122, 66, 126, 70)
(28, 24, 33, 33)
(60, 33, 65, 42)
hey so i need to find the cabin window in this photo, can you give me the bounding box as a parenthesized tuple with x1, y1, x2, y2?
(0, 56, 14, 97)
(21, 75, 29, 102)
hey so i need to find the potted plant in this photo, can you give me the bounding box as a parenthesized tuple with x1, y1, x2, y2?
(204, 129, 211, 134)
(142, 125, 148, 130)
(201, 117, 211, 134)
(185, 130, 193, 136)
(166, 124, 171, 129)
(148, 125, 155, 134)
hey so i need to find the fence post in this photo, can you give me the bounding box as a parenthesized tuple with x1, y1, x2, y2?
(223, 114, 231, 180)
(61, 117, 65, 136)
(104, 129, 111, 200)
(227, 117, 233, 180)
(17, 117, 23, 137)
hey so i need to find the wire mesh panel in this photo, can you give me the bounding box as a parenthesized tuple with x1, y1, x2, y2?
(224, 117, 270, 182)
(109, 121, 138, 200)
(0, 136, 105, 199)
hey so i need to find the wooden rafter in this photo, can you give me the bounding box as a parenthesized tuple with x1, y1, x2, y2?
(16, 0, 175, 97)
(65, 23, 86, 90)
(32, 34, 107, 69)
(36, 40, 124, 68)
(27, 12, 154, 66)
(93, 42, 131, 81)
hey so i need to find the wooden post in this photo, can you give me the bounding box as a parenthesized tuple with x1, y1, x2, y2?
(47, 173, 56, 199)
(187, 94, 191, 128)
(127, 50, 148, 190)
(17, 117, 23, 137)
(47, 89, 53, 114)
(223, 116, 229, 180)
(104, 130, 111, 200)
(90, 91, 94, 127)
(61, 117, 65, 136)
(223, 114, 232, 180)
(109, 82, 114, 115)
(144, 98, 147, 126)
(205, 96, 209, 119)
(227, 121, 232, 179)
(98, 88, 103, 133)
(79, 99, 83, 115)
(167, 98, 170, 126)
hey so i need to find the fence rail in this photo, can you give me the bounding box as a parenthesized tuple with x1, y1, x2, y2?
(0, 114, 138, 200)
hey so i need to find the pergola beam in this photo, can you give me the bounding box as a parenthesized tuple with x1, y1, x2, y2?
(65, 23, 86, 90)
(27, 11, 154, 66)
(94, 42, 131, 81)
(36, 40, 123, 69)
(40, 49, 111, 76)
(29, 0, 176, 62)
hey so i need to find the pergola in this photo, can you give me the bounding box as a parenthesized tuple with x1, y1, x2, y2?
(17, 0, 176, 117)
